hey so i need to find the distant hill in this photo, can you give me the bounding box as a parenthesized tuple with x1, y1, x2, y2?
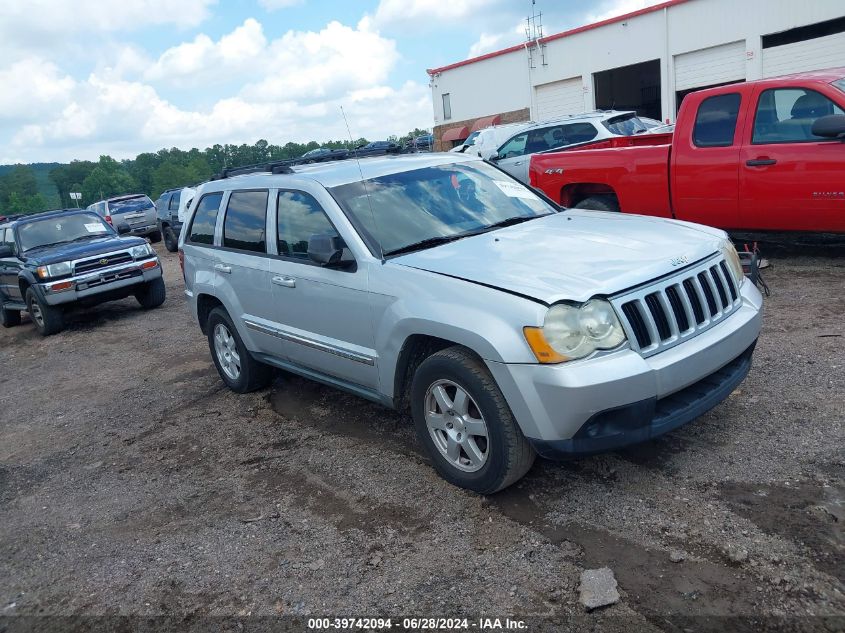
(0, 162, 62, 208)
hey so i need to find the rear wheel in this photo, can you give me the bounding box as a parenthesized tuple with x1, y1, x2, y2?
(1, 306, 21, 328)
(573, 195, 619, 212)
(135, 277, 166, 309)
(148, 230, 162, 243)
(410, 346, 535, 494)
(162, 226, 178, 253)
(25, 288, 64, 336)
(207, 307, 272, 393)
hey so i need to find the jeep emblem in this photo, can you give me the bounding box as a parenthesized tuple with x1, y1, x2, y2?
(670, 255, 689, 267)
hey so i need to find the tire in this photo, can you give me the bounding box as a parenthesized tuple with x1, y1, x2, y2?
(25, 288, 64, 336)
(148, 230, 162, 243)
(163, 226, 178, 253)
(1, 306, 21, 328)
(206, 307, 272, 393)
(410, 346, 535, 494)
(573, 195, 620, 212)
(135, 276, 166, 309)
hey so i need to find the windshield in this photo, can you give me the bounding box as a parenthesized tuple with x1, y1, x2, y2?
(603, 113, 650, 135)
(17, 213, 114, 251)
(109, 196, 152, 214)
(463, 131, 481, 147)
(330, 161, 557, 256)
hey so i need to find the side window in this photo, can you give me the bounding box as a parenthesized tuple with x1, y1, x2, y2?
(693, 93, 741, 147)
(168, 192, 181, 210)
(223, 190, 268, 253)
(560, 122, 598, 145)
(499, 133, 528, 158)
(753, 88, 845, 144)
(277, 191, 339, 260)
(3, 229, 16, 255)
(188, 193, 223, 245)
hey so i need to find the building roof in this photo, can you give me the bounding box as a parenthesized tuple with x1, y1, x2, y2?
(426, 0, 691, 76)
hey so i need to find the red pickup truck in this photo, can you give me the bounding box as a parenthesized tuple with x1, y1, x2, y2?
(530, 68, 845, 233)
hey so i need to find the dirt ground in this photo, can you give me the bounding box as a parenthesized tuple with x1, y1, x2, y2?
(0, 243, 842, 632)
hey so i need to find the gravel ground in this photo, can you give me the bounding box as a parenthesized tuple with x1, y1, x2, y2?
(0, 244, 842, 632)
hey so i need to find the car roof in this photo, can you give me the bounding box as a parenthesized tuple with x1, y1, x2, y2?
(107, 193, 150, 202)
(199, 153, 481, 191)
(9, 208, 98, 225)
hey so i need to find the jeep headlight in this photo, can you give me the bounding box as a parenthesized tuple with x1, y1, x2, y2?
(130, 243, 154, 259)
(720, 239, 744, 286)
(524, 299, 627, 363)
(36, 261, 72, 279)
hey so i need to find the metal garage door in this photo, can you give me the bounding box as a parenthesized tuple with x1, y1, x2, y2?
(763, 32, 845, 77)
(535, 77, 584, 121)
(674, 41, 745, 91)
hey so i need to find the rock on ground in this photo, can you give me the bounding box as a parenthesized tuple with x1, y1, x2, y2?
(579, 567, 620, 611)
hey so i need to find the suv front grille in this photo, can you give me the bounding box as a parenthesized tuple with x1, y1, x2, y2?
(611, 255, 741, 357)
(74, 251, 133, 275)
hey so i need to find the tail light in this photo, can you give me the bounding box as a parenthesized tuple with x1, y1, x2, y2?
(105, 214, 113, 226)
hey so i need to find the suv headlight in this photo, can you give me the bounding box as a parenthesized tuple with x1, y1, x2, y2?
(720, 240, 744, 286)
(130, 243, 154, 259)
(36, 261, 72, 279)
(524, 299, 627, 364)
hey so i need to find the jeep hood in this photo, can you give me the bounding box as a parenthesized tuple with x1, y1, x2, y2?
(23, 236, 147, 265)
(392, 211, 726, 304)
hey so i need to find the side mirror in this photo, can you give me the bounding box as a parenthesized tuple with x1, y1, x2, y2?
(308, 233, 354, 268)
(811, 114, 845, 139)
(0, 245, 13, 258)
(116, 222, 131, 235)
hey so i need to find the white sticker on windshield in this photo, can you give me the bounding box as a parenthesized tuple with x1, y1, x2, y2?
(493, 180, 539, 200)
(84, 223, 108, 233)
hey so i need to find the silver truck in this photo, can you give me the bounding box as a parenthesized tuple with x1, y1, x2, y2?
(180, 153, 762, 493)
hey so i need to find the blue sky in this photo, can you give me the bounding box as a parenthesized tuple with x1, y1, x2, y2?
(0, 0, 658, 163)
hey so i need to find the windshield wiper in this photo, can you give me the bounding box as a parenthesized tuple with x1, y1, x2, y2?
(481, 215, 541, 231)
(384, 234, 472, 257)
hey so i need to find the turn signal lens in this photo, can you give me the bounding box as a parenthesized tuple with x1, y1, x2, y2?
(141, 260, 158, 270)
(49, 281, 73, 292)
(523, 326, 568, 364)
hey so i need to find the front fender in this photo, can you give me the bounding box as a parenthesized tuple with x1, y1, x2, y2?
(18, 269, 43, 301)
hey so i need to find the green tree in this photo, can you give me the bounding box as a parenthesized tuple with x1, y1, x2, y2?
(80, 156, 137, 204)
(0, 165, 38, 208)
(49, 160, 96, 207)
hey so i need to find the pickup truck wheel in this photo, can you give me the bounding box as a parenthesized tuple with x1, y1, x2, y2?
(135, 277, 166, 309)
(163, 227, 178, 253)
(1, 306, 21, 328)
(410, 346, 535, 494)
(25, 288, 64, 336)
(207, 307, 272, 393)
(573, 195, 619, 212)
(149, 230, 162, 243)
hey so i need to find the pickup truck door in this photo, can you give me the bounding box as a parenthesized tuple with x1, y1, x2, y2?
(739, 85, 845, 232)
(266, 189, 378, 389)
(670, 91, 745, 229)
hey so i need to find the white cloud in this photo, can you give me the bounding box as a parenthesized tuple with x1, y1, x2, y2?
(0, 59, 76, 124)
(467, 27, 522, 58)
(372, 0, 497, 31)
(258, 0, 304, 10)
(585, 0, 665, 24)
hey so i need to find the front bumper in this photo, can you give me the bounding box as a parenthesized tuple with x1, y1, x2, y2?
(486, 280, 762, 453)
(37, 258, 162, 306)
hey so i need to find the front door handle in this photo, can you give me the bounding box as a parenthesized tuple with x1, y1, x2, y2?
(746, 158, 777, 167)
(272, 275, 296, 288)
(214, 264, 232, 274)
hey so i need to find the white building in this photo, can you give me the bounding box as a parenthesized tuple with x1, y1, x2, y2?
(427, 0, 845, 149)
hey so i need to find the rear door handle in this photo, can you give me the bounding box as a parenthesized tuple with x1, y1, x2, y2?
(214, 264, 232, 274)
(746, 158, 777, 167)
(272, 275, 296, 288)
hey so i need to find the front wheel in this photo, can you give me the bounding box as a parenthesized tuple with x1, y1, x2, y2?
(206, 307, 272, 393)
(148, 230, 162, 244)
(25, 288, 64, 336)
(573, 195, 619, 212)
(410, 346, 535, 494)
(135, 276, 166, 309)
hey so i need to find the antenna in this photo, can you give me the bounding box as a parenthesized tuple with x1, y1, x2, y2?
(340, 105, 384, 263)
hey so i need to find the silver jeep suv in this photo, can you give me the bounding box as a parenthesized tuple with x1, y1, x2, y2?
(180, 153, 762, 493)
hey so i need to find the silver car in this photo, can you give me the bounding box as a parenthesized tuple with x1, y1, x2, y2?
(87, 194, 161, 243)
(180, 153, 762, 493)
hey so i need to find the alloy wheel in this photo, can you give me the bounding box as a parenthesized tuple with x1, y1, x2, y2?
(424, 379, 489, 472)
(213, 323, 241, 380)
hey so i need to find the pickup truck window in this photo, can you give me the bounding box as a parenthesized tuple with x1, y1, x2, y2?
(277, 191, 339, 260)
(187, 192, 223, 245)
(693, 93, 741, 148)
(752, 88, 845, 144)
(223, 190, 268, 253)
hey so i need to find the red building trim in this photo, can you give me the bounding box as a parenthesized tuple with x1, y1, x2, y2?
(470, 115, 502, 131)
(426, 0, 692, 76)
(441, 126, 470, 141)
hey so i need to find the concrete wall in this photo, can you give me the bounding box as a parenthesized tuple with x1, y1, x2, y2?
(428, 0, 845, 126)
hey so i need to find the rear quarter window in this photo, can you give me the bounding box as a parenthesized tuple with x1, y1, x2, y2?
(187, 193, 224, 245)
(693, 93, 741, 147)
